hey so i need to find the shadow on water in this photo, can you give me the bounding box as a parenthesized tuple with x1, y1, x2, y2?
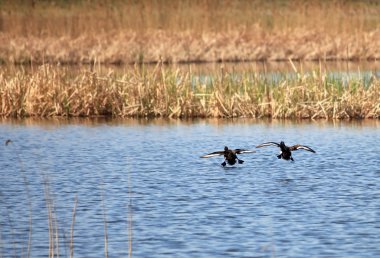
(1, 116, 380, 129)
(222, 166, 246, 172)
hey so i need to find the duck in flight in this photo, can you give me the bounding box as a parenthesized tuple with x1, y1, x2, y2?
(201, 146, 256, 166)
(255, 141, 315, 161)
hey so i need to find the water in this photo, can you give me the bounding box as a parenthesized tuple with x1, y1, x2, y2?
(1, 118, 379, 257)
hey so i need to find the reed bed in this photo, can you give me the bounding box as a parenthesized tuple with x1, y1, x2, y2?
(2, 29, 380, 65)
(0, 64, 379, 119)
(1, 0, 380, 64)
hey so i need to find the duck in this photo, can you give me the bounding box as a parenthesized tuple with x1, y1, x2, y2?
(201, 146, 256, 166)
(255, 141, 315, 161)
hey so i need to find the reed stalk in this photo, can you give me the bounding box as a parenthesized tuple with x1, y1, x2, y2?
(43, 175, 60, 258)
(3, 206, 17, 258)
(128, 198, 133, 258)
(101, 191, 109, 258)
(69, 195, 78, 258)
(127, 158, 133, 258)
(5, 139, 33, 258)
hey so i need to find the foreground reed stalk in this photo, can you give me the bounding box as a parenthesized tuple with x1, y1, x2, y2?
(101, 191, 109, 258)
(0, 64, 379, 119)
(43, 175, 60, 258)
(127, 159, 133, 258)
(4, 139, 33, 258)
(69, 196, 78, 258)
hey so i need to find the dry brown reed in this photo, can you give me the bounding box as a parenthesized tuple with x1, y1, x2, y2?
(128, 198, 133, 258)
(3, 137, 132, 257)
(42, 175, 60, 258)
(69, 195, 78, 258)
(127, 158, 133, 258)
(1, 0, 380, 64)
(0, 64, 379, 119)
(101, 191, 109, 258)
(5, 139, 33, 258)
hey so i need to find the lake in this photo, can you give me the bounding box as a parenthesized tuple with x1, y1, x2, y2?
(1, 118, 379, 257)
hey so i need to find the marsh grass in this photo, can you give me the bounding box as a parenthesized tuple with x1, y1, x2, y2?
(3, 1, 379, 37)
(1, 0, 380, 64)
(0, 64, 379, 119)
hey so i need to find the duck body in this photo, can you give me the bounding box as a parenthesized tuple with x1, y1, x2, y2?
(256, 141, 315, 161)
(278, 141, 293, 160)
(201, 146, 255, 166)
(223, 149, 241, 166)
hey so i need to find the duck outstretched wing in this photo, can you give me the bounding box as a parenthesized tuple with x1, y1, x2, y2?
(255, 142, 280, 148)
(200, 151, 225, 158)
(234, 149, 256, 154)
(289, 144, 316, 153)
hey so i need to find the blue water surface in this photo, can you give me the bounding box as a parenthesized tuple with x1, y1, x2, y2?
(1, 118, 379, 258)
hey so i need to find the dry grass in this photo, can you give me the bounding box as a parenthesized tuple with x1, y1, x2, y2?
(127, 158, 133, 258)
(101, 192, 109, 258)
(4, 139, 33, 258)
(0, 63, 379, 119)
(43, 175, 61, 258)
(1, 0, 380, 64)
(69, 195, 78, 258)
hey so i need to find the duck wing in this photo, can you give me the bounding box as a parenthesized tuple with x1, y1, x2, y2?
(289, 144, 316, 153)
(200, 150, 225, 158)
(234, 149, 256, 154)
(255, 142, 280, 148)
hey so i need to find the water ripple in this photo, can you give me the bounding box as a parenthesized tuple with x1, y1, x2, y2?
(0, 119, 379, 257)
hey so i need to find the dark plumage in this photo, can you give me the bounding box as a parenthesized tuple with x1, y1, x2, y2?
(256, 141, 315, 161)
(201, 146, 255, 166)
(5, 139, 12, 146)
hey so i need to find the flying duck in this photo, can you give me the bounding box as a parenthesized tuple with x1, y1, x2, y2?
(255, 141, 315, 161)
(201, 146, 255, 166)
